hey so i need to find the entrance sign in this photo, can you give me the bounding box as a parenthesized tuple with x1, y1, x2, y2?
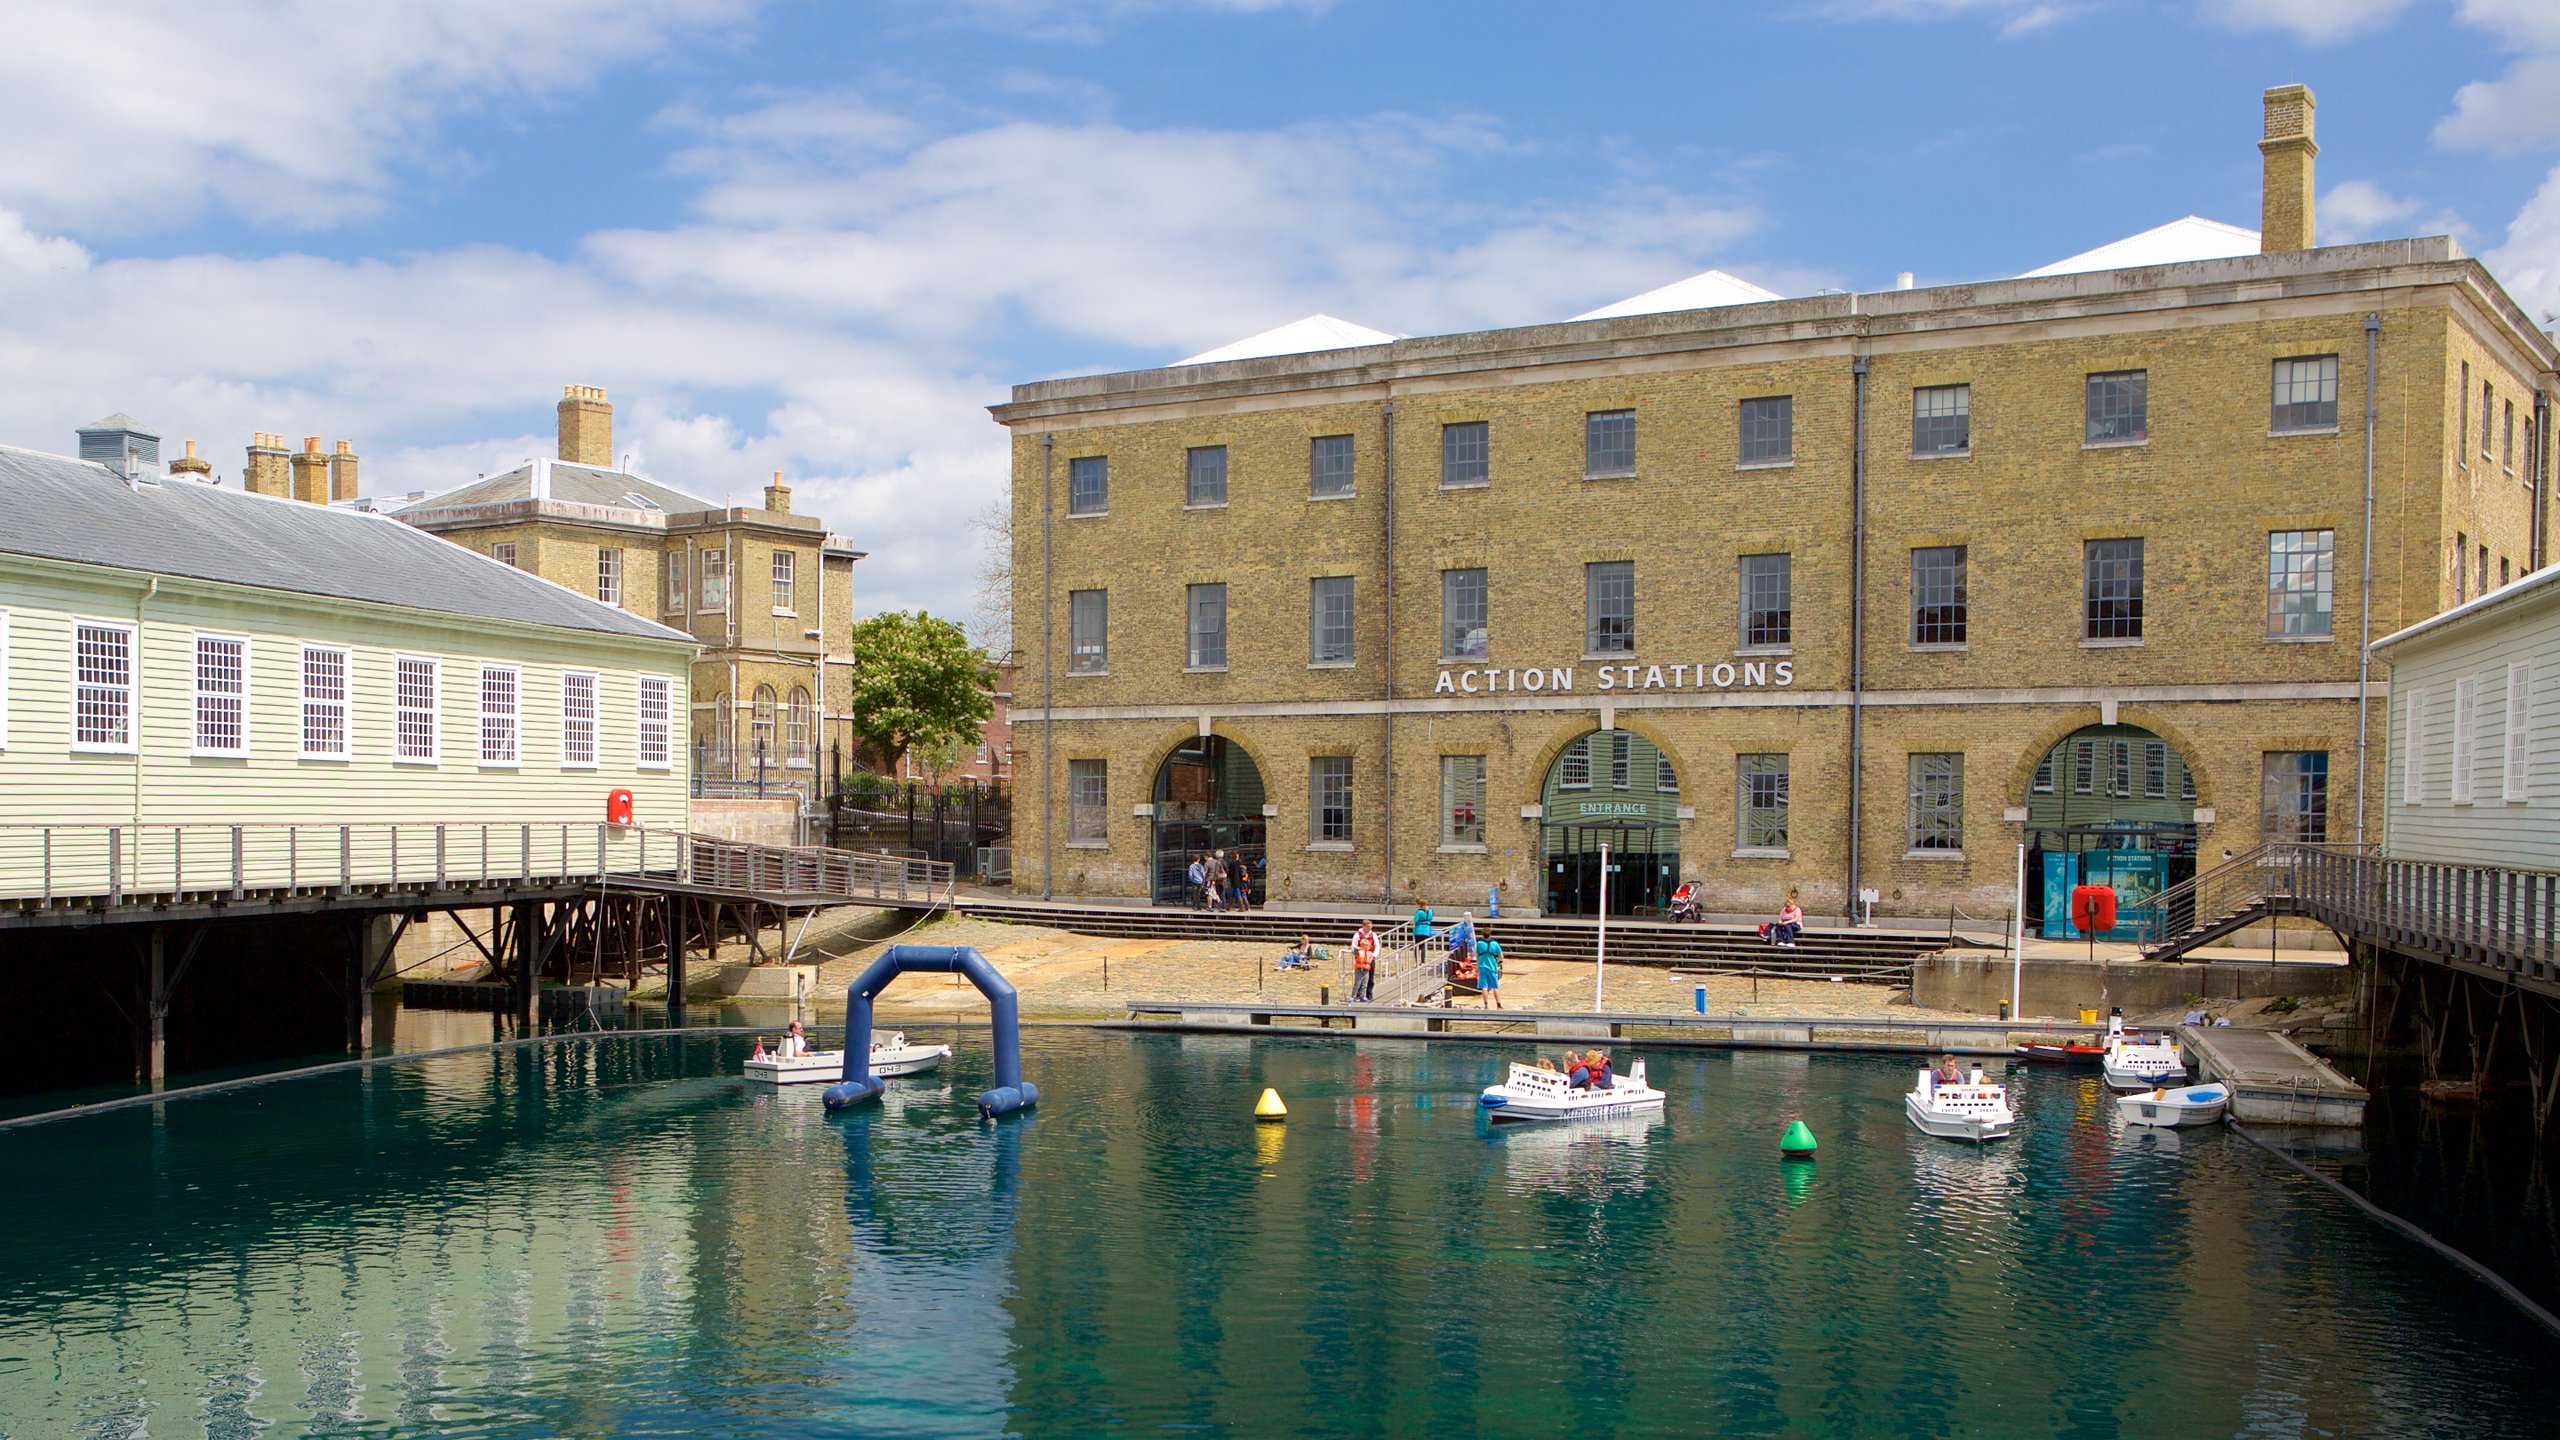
(1434, 659, 1795, 696)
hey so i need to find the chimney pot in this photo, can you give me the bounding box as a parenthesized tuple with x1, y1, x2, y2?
(244, 433, 291, 496)
(289, 439, 331, 504)
(557, 384, 614, 467)
(329, 440, 361, 502)
(1894, 271, 1915, 291)
(2258, 83, 2318, 254)
(170, 438, 214, 479)
(763, 470, 792, 514)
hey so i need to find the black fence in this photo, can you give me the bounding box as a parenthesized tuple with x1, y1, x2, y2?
(821, 749, 1010, 880)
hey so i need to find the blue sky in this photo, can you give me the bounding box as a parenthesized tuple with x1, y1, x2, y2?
(4, 0, 2556, 637)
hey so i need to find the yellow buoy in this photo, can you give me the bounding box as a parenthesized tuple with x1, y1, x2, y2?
(1254, 1087, 1288, 1120)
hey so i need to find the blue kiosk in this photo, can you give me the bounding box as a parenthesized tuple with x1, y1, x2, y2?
(822, 944, 1037, 1119)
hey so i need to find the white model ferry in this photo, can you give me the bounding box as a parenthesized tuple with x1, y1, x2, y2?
(744, 1031, 952, 1086)
(1478, 1058, 1665, 1123)
(1905, 1066, 2016, 1143)
(2099, 1016, 2187, 1092)
(2117, 1083, 2230, 1128)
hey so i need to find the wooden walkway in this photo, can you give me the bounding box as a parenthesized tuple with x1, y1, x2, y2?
(1110, 999, 2107, 1055)
(2180, 1023, 2367, 1126)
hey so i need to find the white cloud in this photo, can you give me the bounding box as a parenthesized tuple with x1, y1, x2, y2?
(1801, 0, 2084, 34)
(2317, 179, 2469, 243)
(2485, 169, 2560, 325)
(2204, 0, 2416, 42)
(0, 0, 754, 231)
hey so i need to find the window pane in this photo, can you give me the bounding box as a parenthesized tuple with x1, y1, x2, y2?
(1912, 384, 1970, 454)
(1906, 752, 1964, 851)
(1441, 422, 1489, 487)
(301, 646, 348, 757)
(1186, 445, 1228, 506)
(1311, 756, 1353, 842)
(1741, 553, 1792, 648)
(1585, 409, 1635, 475)
(1442, 568, 1488, 659)
(1911, 545, 1967, 645)
(2084, 538, 2144, 640)
(2262, 751, 2330, 843)
(1586, 561, 1634, 655)
(597, 547, 622, 605)
(637, 674, 669, 768)
(1740, 396, 1794, 464)
(700, 547, 728, 610)
(1070, 589, 1108, 672)
(1559, 737, 1590, 789)
(479, 666, 518, 764)
(1310, 576, 1354, 663)
(2085, 371, 2148, 443)
(562, 672, 598, 768)
(1610, 732, 1631, 789)
(398, 657, 440, 763)
(1739, 753, 1790, 850)
(1068, 759, 1108, 841)
(1441, 755, 1487, 844)
(664, 552, 686, 611)
(1187, 583, 1227, 668)
(786, 686, 811, 761)
(2271, 355, 2339, 431)
(1310, 434, 1355, 497)
(75, 624, 132, 749)
(771, 551, 795, 612)
(195, 636, 246, 754)
(2267, 529, 2335, 637)
(1069, 455, 1108, 514)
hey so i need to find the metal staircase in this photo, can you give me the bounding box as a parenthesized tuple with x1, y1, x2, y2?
(2137, 842, 2329, 961)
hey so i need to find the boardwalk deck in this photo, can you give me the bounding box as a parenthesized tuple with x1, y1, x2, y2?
(1110, 999, 2104, 1054)
(2179, 1023, 2367, 1126)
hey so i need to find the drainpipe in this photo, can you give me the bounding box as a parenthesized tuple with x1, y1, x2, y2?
(2356, 313, 2379, 849)
(1040, 432, 1055, 900)
(2534, 386, 2551, 571)
(1381, 396, 1396, 908)
(1845, 354, 1869, 920)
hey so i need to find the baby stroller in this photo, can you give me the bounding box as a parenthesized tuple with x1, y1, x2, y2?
(1667, 881, 1703, 923)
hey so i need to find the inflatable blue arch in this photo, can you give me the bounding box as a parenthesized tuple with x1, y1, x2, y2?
(822, 944, 1037, 1119)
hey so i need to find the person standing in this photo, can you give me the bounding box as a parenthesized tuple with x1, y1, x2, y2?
(1476, 933, 1503, 1009)
(1186, 853, 1207, 910)
(1205, 850, 1228, 912)
(1350, 920, 1378, 1002)
(1445, 911, 1476, 1007)
(1232, 856, 1254, 911)
(1411, 900, 1435, 944)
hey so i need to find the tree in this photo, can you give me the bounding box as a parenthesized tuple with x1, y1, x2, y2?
(847, 610, 993, 775)
(906, 733, 971, 788)
(969, 497, 1012, 657)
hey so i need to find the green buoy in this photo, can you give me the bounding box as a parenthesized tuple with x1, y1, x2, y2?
(1780, 1120, 1818, 1160)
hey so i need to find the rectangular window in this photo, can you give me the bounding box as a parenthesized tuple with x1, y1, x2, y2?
(1186, 445, 1228, 507)
(2267, 529, 2335, 638)
(1441, 755, 1487, 845)
(2109, 738, 2132, 799)
(2263, 752, 2331, 843)
(771, 551, 796, 613)
(2032, 753, 2055, 794)
(1186, 583, 1227, 669)
(597, 547, 622, 605)
(1656, 754, 1678, 793)
(2458, 361, 2470, 467)
(1310, 434, 1354, 498)
(1586, 561, 1635, 655)
(2085, 370, 2148, 444)
(0, 610, 8, 751)
(1585, 409, 1636, 477)
(394, 656, 439, 764)
(1068, 759, 1108, 842)
(2504, 400, 2516, 471)
(491, 541, 517, 568)
(1907, 753, 1964, 852)
(2072, 739, 2096, 795)
(2506, 662, 2532, 802)
(2144, 741, 2168, 799)
(2484, 381, 2496, 457)
(299, 645, 349, 759)
(2404, 688, 2426, 804)
(664, 552, 686, 613)
(1069, 589, 1108, 673)
(1441, 422, 1489, 488)
(561, 671, 598, 769)
(2456, 532, 2469, 604)
(1740, 553, 1792, 649)
(2480, 544, 2491, 600)
(1069, 455, 1108, 515)
(699, 547, 728, 611)
(2453, 675, 2477, 803)
(1610, 732, 1631, 790)
(1441, 568, 1488, 660)
(1738, 754, 1790, 850)
(637, 673, 671, 771)
(2083, 538, 2144, 641)
(192, 635, 247, 755)
(1310, 576, 1354, 664)
(479, 664, 520, 766)
(1912, 384, 1970, 454)
(1739, 395, 1793, 465)
(1559, 736, 1591, 789)
(2271, 355, 2339, 431)
(1911, 545, 1968, 646)
(1311, 756, 1353, 843)
(74, 622, 136, 752)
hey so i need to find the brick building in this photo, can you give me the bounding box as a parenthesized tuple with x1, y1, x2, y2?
(994, 88, 2558, 930)
(397, 388, 865, 782)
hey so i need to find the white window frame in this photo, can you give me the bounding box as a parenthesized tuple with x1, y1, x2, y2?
(597, 547, 622, 606)
(71, 620, 137, 755)
(560, 670, 599, 770)
(298, 644, 351, 761)
(2505, 662, 2531, 803)
(1067, 758, 1108, 844)
(491, 541, 517, 568)
(0, 609, 9, 751)
(700, 547, 728, 611)
(2403, 688, 2426, 805)
(479, 663, 521, 767)
(664, 551, 687, 613)
(191, 632, 250, 757)
(2452, 676, 2476, 805)
(395, 655, 441, 765)
(771, 550, 797, 615)
(637, 673, 672, 771)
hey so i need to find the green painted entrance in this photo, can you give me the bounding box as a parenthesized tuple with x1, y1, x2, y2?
(1540, 730, 1680, 916)
(1151, 736, 1266, 906)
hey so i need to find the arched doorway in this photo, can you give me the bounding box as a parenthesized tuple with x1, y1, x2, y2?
(2024, 724, 2199, 941)
(1539, 730, 1680, 916)
(1150, 736, 1267, 906)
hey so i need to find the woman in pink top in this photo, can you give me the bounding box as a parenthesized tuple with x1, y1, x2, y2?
(1768, 893, 1804, 949)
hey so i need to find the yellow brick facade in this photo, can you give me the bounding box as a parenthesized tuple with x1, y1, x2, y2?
(997, 240, 2558, 922)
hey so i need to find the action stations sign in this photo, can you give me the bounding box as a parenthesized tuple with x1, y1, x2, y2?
(1433, 659, 1795, 696)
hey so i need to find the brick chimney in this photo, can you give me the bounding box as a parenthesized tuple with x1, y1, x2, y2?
(169, 440, 213, 480)
(558, 384, 612, 467)
(245, 433, 291, 497)
(2259, 83, 2317, 254)
(763, 469, 791, 513)
(291, 436, 330, 504)
(329, 440, 359, 502)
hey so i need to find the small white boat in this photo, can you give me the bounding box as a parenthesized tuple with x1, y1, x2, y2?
(744, 1031, 952, 1085)
(1904, 1066, 2016, 1143)
(2099, 1015, 2187, 1092)
(1478, 1058, 1665, 1123)
(2117, 1083, 2230, 1128)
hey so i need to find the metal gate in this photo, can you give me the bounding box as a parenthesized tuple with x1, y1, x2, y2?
(1152, 821, 1267, 907)
(1542, 823, 1678, 917)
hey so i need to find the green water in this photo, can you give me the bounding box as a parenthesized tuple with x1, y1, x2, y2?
(2, 1030, 2554, 1438)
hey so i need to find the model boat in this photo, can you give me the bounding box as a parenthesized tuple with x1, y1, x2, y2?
(2116, 1083, 2230, 1128)
(2099, 1016, 2187, 1092)
(1478, 1058, 1665, 1123)
(1905, 1066, 2016, 1143)
(2013, 1039, 2105, 1065)
(745, 1031, 952, 1085)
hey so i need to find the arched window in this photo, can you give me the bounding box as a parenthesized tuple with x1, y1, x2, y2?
(786, 686, 812, 763)
(750, 685, 777, 761)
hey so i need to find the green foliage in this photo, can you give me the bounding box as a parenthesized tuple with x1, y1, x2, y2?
(847, 610, 993, 772)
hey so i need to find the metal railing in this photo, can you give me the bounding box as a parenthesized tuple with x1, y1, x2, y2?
(0, 821, 678, 908)
(2289, 846, 2560, 993)
(2137, 841, 2376, 955)
(684, 834, 954, 907)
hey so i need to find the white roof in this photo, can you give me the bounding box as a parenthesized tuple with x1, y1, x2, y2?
(2020, 217, 2261, 278)
(2372, 561, 2560, 658)
(1571, 269, 1783, 321)
(1176, 314, 1401, 366)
